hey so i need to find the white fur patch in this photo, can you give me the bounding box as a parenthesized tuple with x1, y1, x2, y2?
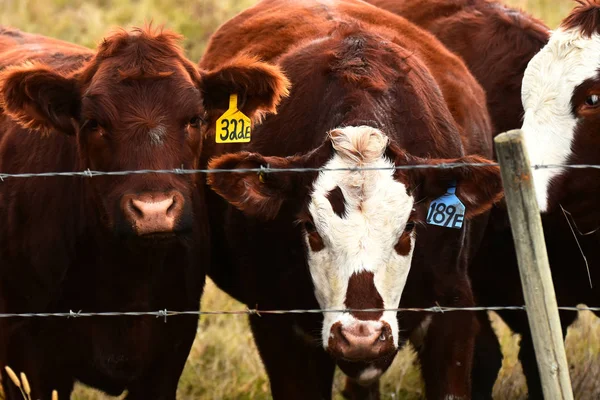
(305, 126, 415, 350)
(357, 366, 383, 385)
(149, 124, 167, 145)
(521, 28, 600, 211)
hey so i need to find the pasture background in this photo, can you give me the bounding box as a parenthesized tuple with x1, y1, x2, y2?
(0, 0, 597, 399)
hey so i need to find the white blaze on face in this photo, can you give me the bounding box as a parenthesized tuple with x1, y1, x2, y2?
(521, 28, 600, 211)
(304, 126, 415, 349)
(149, 124, 167, 145)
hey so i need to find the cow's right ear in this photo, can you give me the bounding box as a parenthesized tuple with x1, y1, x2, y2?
(200, 55, 291, 123)
(0, 63, 80, 135)
(207, 151, 303, 220)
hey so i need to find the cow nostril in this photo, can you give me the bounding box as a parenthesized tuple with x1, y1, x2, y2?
(166, 195, 177, 216)
(129, 199, 144, 218)
(379, 333, 386, 341)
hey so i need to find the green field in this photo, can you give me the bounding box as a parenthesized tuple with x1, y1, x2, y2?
(1, 0, 597, 399)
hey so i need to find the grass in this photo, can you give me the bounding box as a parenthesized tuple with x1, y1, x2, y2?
(0, 0, 597, 399)
(0, 0, 257, 62)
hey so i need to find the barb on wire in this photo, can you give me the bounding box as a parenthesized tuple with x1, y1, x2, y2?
(2, 162, 600, 181)
(1, 305, 600, 320)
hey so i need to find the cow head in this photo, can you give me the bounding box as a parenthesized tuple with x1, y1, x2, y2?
(0, 27, 289, 240)
(521, 0, 600, 216)
(208, 126, 502, 363)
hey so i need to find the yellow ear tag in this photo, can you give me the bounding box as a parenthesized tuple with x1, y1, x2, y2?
(216, 94, 251, 143)
(258, 171, 266, 183)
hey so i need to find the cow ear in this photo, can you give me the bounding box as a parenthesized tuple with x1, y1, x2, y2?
(200, 55, 291, 123)
(207, 151, 303, 220)
(408, 154, 504, 219)
(207, 139, 333, 219)
(0, 63, 80, 135)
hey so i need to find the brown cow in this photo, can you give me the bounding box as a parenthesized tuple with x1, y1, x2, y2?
(469, 1, 600, 398)
(199, 1, 503, 399)
(0, 25, 288, 399)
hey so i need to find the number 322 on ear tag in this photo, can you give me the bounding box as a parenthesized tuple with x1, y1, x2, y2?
(426, 183, 466, 229)
(216, 94, 251, 143)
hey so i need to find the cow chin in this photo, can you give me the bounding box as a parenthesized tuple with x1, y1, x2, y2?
(323, 313, 398, 363)
(336, 353, 397, 386)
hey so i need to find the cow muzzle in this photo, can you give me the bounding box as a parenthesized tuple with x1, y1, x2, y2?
(121, 191, 185, 235)
(328, 320, 395, 361)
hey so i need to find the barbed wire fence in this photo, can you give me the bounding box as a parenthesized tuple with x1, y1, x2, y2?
(0, 306, 600, 322)
(1, 161, 600, 181)
(0, 159, 598, 321)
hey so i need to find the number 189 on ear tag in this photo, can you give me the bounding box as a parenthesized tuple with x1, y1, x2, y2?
(426, 183, 465, 229)
(216, 94, 251, 143)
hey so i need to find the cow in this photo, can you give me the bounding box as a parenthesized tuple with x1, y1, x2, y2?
(198, 1, 504, 398)
(470, 1, 600, 398)
(0, 25, 289, 400)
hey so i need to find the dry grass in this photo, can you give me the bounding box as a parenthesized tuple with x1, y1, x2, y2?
(0, 0, 257, 62)
(0, 0, 598, 399)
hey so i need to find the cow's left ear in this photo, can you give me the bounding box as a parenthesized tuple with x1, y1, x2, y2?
(0, 63, 80, 135)
(206, 151, 304, 220)
(407, 154, 504, 219)
(207, 139, 332, 219)
(199, 55, 290, 122)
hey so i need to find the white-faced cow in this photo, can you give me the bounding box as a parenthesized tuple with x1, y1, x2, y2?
(521, 0, 600, 218)
(199, 1, 504, 399)
(468, 1, 600, 398)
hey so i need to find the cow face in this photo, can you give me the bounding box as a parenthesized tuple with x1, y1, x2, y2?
(208, 126, 502, 363)
(0, 28, 289, 239)
(521, 1, 600, 215)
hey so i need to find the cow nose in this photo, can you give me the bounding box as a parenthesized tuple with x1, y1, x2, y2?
(328, 321, 395, 361)
(122, 191, 184, 235)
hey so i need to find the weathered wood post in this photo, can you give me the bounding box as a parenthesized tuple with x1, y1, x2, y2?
(494, 129, 573, 400)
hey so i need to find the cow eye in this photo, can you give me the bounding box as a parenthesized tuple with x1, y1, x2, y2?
(188, 116, 204, 128)
(404, 221, 416, 232)
(585, 94, 599, 107)
(86, 119, 99, 131)
(303, 221, 317, 234)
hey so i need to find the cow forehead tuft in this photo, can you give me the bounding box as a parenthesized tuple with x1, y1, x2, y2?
(560, 0, 600, 38)
(329, 125, 389, 165)
(149, 124, 167, 145)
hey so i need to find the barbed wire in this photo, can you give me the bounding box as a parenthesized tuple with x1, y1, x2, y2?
(1, 164, 598, 319)
(2, 162, 600, 181)
(1, 305, 599, 321)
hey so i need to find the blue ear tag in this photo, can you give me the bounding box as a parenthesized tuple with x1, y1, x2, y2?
(426, 181, 465, 229)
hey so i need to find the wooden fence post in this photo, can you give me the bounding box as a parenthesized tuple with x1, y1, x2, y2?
(494, 129, 573, 400)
